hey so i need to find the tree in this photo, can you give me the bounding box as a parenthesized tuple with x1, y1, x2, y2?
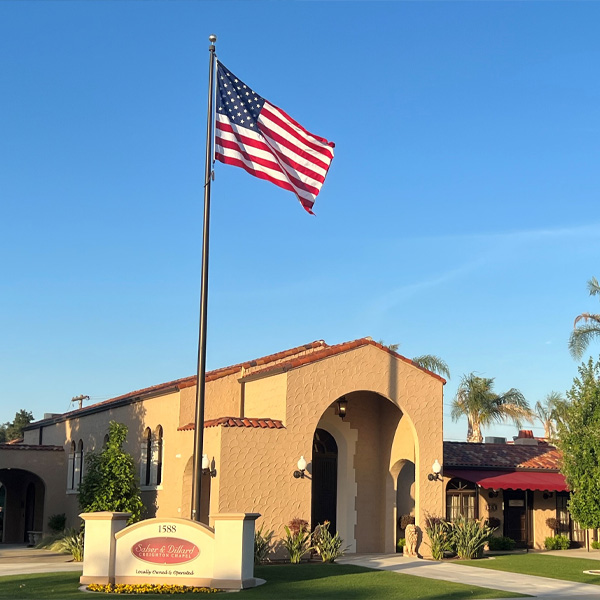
(0, 410, 34, 443)
(412, 355, 451, 379)
(556, 358, 600, 529)
(534, 391, 568, 441)
(569, 277, 600, 360)
(78, 421, 144, 523)
(451, 373, 532, 443)
(377, 341, 451, 379)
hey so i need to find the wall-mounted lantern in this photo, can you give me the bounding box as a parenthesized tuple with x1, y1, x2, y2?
(336, 397, 348, 420)
(427, 459, 442, 481)
(202, 454, 217, 477)
(293, 456, 307, 479)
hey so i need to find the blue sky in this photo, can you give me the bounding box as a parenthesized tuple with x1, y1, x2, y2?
(1, 1, 599, 441)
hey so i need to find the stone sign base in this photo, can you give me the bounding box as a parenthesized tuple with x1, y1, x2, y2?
(80, 512, 260, 591)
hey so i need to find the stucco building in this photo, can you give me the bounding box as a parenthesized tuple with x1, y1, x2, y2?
(0, 337, 588, 551)
(0, 338, 445, 552)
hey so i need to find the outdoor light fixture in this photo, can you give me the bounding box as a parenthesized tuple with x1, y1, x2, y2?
(293, 456, 307, 479)
(337, 397, 348, 420)
(543, 492, 554, 500)
(428, 459, 442, 481)
(488, 490, 499, 499)
(201, 454, 217, 477)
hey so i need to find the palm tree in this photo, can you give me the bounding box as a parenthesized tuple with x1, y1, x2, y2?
(569, 277, 600, 359)
(412, 355, 451, 379)
(534, 391, 567, 441)
(451, 373, 532, 443)
(377, 341, 450, 379)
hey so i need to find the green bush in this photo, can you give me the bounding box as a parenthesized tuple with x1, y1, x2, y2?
(254, 525, 274, 565)
(396, 538, 406, 552)
(424, 516, 453, 560)
(487, 536, 516, 551)
(544, 535, 571, 550)
(452, 516, 495, 559)
(47, 513, 66, 533)
(47, 528, 85, 561)
(283, 520, 312, 564)
(591, 541, 600, 550)
(312, 521, 345, 563)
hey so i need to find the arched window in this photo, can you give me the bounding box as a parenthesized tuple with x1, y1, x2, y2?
(140, 426, 164, 487)
(140, 428, 152, 487)
(155, 426, 163, 486)
(67, 441, 76, 491)
(103, 433, 109, 447)
(75, 440, 84, 487)
(446, 478, 478, 521)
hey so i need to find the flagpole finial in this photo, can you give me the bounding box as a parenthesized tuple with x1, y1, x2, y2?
(209, 34, 217, 45)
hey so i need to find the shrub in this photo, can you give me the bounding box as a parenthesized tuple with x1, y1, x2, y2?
(544, 535, 571, 550)
(312, 521, 345, 563)
(591, 541, 600, 550)
(283, 520, 312, 563)
(424, 516, 453, 560)
(396, 538, 406, 553)
(47, 513, 66, 533)
(452, 516, 495, 559)
(254, 525, 274, 565)
(487, 536, 516, 551)
(399, 514, 415, 530)
(48, 528, 85, 561)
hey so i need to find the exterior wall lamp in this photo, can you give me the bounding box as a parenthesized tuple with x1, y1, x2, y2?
(543, 492, 554, 500)
(293, 456, 307, 478)
(337, 397, 348, 420)
(428, 459, 442, 481)
(202, 454, 217, 477)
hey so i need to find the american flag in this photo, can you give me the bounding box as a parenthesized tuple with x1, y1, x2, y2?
(214, 61, 335, 214)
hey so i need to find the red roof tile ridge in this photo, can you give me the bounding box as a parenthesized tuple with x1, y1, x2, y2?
(178, 416, 285, 431)
(240, 337, 447, 383)
(27, 341, 328, 427)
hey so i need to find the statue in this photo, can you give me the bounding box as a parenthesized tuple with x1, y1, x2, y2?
(404, 523, 420, 557)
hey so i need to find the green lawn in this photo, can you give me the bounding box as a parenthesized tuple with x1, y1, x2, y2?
(0, 565, 527, 600)
(461, 553, 600, 585)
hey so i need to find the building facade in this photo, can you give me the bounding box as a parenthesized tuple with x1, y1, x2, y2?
(0, 338, 446, 552)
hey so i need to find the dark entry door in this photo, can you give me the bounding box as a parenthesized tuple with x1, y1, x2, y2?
(503, 489, 531, 547)
(311, 429, 338, 533)
(24, 482, 35, 543)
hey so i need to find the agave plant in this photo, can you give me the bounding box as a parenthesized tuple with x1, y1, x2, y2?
(451, 516, 495, 559)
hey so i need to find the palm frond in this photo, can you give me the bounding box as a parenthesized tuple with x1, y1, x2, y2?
(412, 355, 451, 379)
(569, 321, 600, 359)
(587, 277, 600, 296)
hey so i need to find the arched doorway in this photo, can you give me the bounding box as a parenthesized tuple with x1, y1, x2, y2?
(311, 428, 338, 533)
(0, 469, 45, 544)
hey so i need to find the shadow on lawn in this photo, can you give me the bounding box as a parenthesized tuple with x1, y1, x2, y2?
(246, 563, 526, 600)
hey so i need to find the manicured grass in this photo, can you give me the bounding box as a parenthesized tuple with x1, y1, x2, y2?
(246, 563, 526, 599)
(0, 565, 528, 600)
(461, 553, 600, 585)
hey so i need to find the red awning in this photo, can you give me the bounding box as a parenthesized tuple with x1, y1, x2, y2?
(445, 469, 568, 492)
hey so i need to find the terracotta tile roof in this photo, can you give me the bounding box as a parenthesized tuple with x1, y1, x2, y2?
(240, 337, 447, 384)
(178, 417, 285, 431)
(25, 341, 327, 429)
(25, 337, 445, 430)
(0, 443, 64, 451)
(444, 441, 562, 471)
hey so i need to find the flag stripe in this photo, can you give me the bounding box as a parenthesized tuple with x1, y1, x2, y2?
(215, 61, 334, 213)
(261, 102, 334, 161)
(217, 118, 327, 183)
(215, 135, 321, 197)
(216, 118, 323, 194)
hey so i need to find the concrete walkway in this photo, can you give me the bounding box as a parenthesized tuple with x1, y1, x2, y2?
(0, 545, 82, 577)
(339, 553, 600, 600)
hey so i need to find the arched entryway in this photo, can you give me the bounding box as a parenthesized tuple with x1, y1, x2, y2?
(181, 457, 211, 524)
(311, 428, 338, 533)
(0, 469, 45, 544)
(312, 390, 413, 553)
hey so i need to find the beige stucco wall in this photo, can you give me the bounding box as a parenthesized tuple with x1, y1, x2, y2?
(211, 344, 444, 554)
(243, 373, 287, 423)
